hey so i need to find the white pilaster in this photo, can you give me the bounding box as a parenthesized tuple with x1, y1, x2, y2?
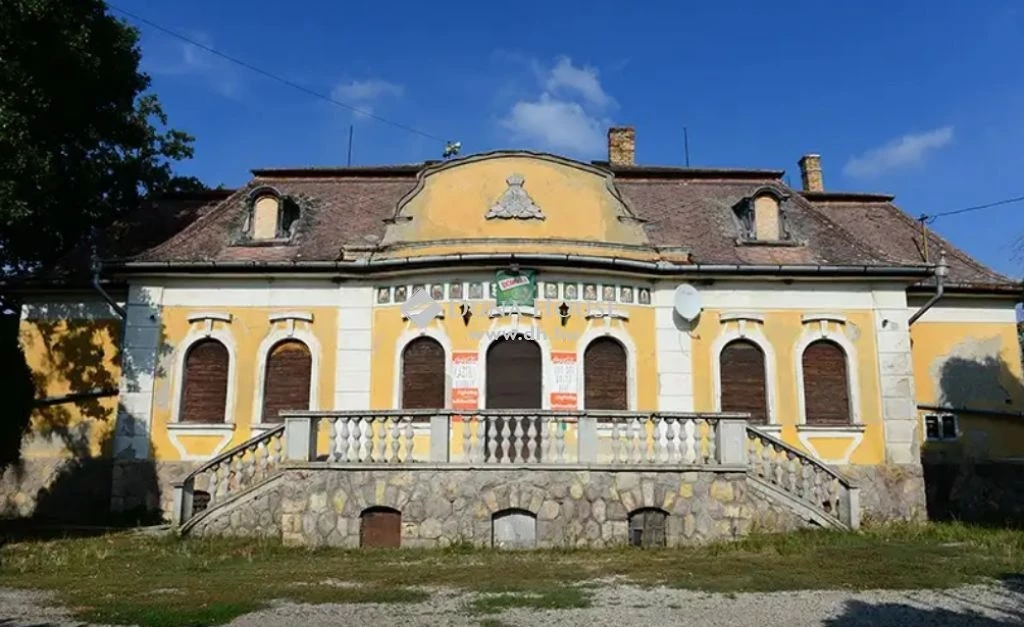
(872, 288, 920, 465)
(335, 283, 375, 410)
(114, 284, 165, 460)
(654, 282, 694, 411)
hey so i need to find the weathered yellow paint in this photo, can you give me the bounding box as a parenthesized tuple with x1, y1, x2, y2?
(149, 306, 338, 461)
(380, 154, 653, 258)
(172, 434, 232, 457)
(691, 310, 885, 464)
(18, 317, 121, 458)
(369, 300, 658, 412)
(802, 437, 859, 461)
(911, 319, 1024, 459)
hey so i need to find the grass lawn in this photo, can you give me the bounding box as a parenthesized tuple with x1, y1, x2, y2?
(1, 523, 1023, 626)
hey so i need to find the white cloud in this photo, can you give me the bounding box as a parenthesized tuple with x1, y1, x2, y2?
(150, 32, 241, 98)
(843, 127, 954, 178)
(500, 57, 615, 157)
(502, 95, 605, 154)
(544, 56, 615, 109)
(331, 79, 403, 117)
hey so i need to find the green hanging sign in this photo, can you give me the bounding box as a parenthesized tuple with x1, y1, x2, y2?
(494, 269, 537, 307)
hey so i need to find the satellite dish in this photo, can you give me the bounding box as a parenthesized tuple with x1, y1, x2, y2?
(673, 283, 702, 321)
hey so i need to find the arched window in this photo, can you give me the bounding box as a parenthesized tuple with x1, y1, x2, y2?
(802, 340, 851, 426)
(719, 340, 768, 424)
(261, 340, 312, 423)
(360, 506, 401, 548)
(180, 339, 229, 423)
(401, 337, 445, 409)
(584, 338, 628, 410)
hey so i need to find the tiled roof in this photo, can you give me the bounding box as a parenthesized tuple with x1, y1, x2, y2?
(107, 156, 1016, 291)
(804, 192, 1016, 289)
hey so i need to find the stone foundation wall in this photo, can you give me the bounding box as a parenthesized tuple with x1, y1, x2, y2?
(110, 460, 196, 520)
(923, 460, 1024, 526)
(0, 458, 197, 524)
(188, 467, 812, 548)
(0, 457, 112, 524)
(839, 464, 928, 524)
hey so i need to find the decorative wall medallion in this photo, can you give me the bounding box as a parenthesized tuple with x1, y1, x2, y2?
(485, 174, 545, 220)
(450, 281, 464, 300)
(583, 283, 598, 301)
(602, 285, 616, 302)
(638, 288, 651, 305)
(394, 286, 408, 303)
(376, 287, 391, 304)
(430, 284, 445, 301)
(544, 283, 559, 299)
(620, 286, 634, 303)
(468, 282, 483, 300)
(564, 283, 578, 300)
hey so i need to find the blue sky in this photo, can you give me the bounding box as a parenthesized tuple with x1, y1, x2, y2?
(115, 0, 1024, 277)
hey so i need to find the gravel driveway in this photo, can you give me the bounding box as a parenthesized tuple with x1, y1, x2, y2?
(2, 582, 1022, 626)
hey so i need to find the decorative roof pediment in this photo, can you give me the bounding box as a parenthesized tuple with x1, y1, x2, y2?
(485, 174, 545, 221)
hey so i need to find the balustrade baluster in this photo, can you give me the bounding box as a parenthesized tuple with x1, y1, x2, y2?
(542, 416, 554, 462)
(358, 417, 371, 462)
(773, 446, 784, 485)
(610, 420, 621, 463)
(487, 416, 499, 463)
(760, 442, 771, 480)
(788, 455, 799, 492)
(463, 415, 473, 463)
(682, 419, 697, 464)
(513, 416, 525, 462)
(500, 418, 513, 463)
(372, 416, 385, 462)
(257, 441, 268, 481)
(703, 420, 715, 464)
(401, 416, 413, 461)
(389, 418, 401, 462)
(525, 416, 538, 462)
(555, 420, 566, 463)
(665, 418, 677, 463)
(332, 418, 345, 463)
(629, 418, 641, 463)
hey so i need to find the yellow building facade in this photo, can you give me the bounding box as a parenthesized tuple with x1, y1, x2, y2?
(9, 129, 1023, 528)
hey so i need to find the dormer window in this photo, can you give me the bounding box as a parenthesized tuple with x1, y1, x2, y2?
(245, 186, 299, 242)
(734, 186, 790, 242)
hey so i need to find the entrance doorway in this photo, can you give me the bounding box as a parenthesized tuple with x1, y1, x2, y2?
(485, 336, 542, 461)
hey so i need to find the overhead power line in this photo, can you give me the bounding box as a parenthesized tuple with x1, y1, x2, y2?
(107, 4, 449, 144)
(919, 194, 1024, 223)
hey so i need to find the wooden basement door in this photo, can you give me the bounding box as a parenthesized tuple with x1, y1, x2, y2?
(485, 336, 542, 461)
(360, 507, 401, 548)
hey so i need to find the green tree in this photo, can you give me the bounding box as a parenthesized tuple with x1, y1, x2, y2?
(0, 0, 202, 276)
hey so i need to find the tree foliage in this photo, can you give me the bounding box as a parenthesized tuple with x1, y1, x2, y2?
(0, 0, 202, 275)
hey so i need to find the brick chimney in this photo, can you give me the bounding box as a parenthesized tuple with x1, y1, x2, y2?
(608, 127, 636, 166)
(798, 154, 823, 192)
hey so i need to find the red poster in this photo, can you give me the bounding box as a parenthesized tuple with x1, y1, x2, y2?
(550, 351, 578, 410)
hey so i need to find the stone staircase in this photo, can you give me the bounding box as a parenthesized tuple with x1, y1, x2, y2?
(173, 413, 859, 537)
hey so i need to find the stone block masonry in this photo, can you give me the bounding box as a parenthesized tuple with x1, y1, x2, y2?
(188, 467, 811, 547)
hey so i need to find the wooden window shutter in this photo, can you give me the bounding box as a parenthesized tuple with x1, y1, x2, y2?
(181, 339, 229, 423)
(802, 340, 851, 426)
(485, 337, 542, 409)
(360, 507, 401, 548)
(401, 338, 445, 409)
(719, 340, 768, 424)
(261, 340, 312, 423)
(584, 338, 628, 410)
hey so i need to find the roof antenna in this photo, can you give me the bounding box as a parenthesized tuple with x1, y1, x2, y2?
(442, 140, 462, 160)
(347, 125, 353, 166)
(683, 127, 691, 167)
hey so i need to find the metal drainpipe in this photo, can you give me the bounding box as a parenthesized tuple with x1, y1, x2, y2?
(908, 251, 948, 327)
(89, 232, 126, 319)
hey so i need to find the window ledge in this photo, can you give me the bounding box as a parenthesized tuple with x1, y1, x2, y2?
(734, 238, 805, 247)
(796, 424, 866, 434)
(167, 423, 236, 432)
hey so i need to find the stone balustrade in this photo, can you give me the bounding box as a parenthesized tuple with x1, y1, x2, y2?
(280, 410, 749, 468)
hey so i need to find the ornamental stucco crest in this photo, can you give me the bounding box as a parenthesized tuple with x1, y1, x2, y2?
(485, 174, 545, 220)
